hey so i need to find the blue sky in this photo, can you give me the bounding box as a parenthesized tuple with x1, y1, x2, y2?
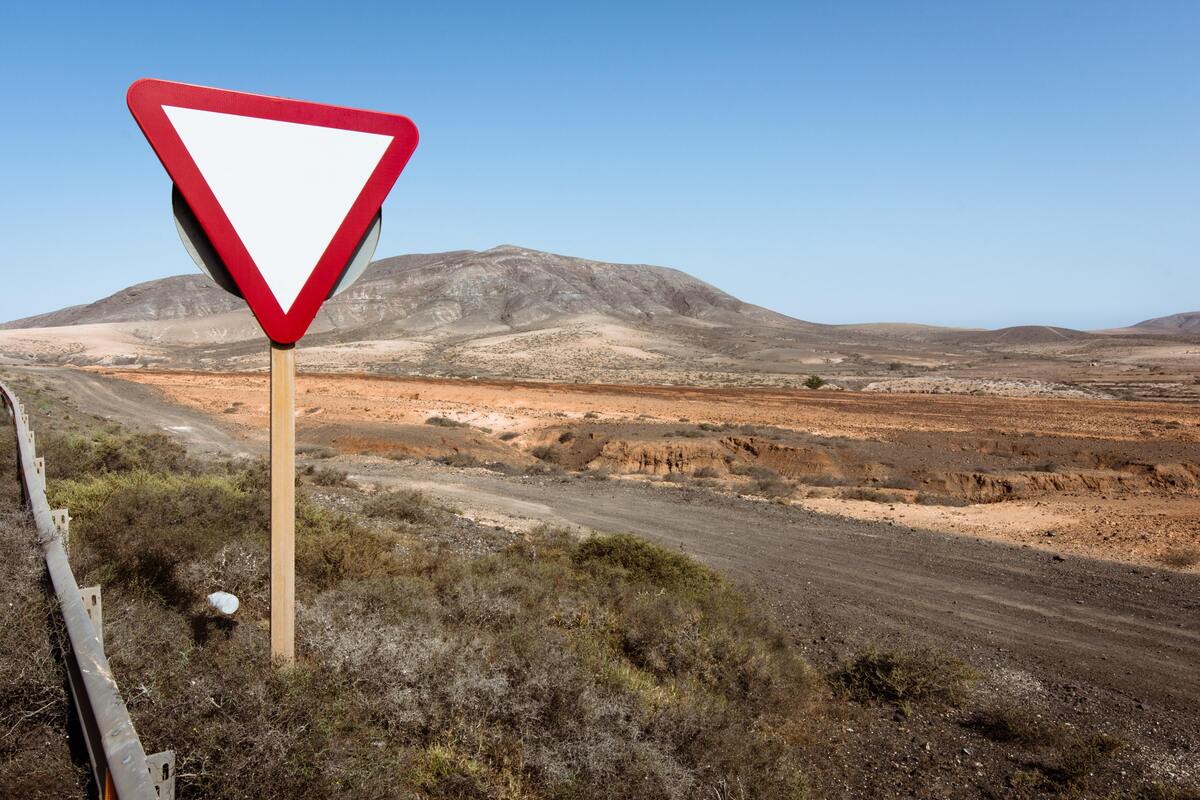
(0, 1, 1196, 328)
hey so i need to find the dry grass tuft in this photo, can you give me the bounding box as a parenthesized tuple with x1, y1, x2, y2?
(830, 647, 977, 707)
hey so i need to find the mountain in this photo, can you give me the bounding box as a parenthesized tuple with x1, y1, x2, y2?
(3, 246, 802, 334)
(1130, 311, 1200, 334)
(1, 245, 1196, 397)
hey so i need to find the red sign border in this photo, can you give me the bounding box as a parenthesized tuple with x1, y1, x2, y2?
(127, 78, 418, 344)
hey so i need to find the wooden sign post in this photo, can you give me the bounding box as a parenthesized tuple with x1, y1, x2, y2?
(269, 343, 296, 664)
(128, 78, 418, 666)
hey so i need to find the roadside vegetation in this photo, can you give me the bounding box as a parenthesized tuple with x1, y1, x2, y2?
(0, 413, 88, 798)
(38, 431, 820, 798)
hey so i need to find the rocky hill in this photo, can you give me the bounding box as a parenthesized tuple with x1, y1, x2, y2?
(3, 246, 805, 335)
(1131, 311, 1200, 334)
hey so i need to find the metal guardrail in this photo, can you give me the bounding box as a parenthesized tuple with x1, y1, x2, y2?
(0, 380, 174, 800)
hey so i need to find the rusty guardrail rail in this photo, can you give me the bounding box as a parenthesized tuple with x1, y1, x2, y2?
(0, 380, 174, 799)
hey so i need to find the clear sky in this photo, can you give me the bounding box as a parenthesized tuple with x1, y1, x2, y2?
(0, 2, 1196, 329)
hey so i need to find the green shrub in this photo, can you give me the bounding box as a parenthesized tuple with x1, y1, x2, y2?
(573, 533, 719, 595)
(803, 375, 826, 390)
(40, 428, 191, 479)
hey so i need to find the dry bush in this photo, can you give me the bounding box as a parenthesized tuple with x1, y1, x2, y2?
(296, 444, 337, 459)
(914, 492, 970, 507)
(693, 466, 722, 479)
(879, 476, 919, 490)
(438, 452, 483, 468)
(362, 488, 441, 525)
(498, 431, 520, 441)
(425, 415, 469, 429)
(304, 465, 351, 486)
(0, 429, 88, 798)
(530, 444, 562, 463)
(800, 474, 852, 488)
(830, 647, 977, 707)
(1158, 547, 1200, 569)
(841, 487, 906, 504)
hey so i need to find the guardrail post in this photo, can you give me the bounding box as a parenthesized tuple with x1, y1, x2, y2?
(146, 751, 176, 800)
(52, 508, 71, 550)
(81, 586, 103, 650)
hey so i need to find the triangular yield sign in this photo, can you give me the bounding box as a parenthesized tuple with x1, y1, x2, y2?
(128, 78, 419, 344)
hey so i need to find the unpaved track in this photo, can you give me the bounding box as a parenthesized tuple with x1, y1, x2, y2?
(28, 367, 258, 456)
(21, 366, 1200, 750)
(355, 460, 1200, 740)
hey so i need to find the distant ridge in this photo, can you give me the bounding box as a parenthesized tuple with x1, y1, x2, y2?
(2, 246, 809, 334)
(1131, 311, 1200, 334)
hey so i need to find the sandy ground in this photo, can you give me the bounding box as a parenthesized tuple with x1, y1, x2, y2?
(103, 368, 1200, 442)
(95, 368, 1200, 570)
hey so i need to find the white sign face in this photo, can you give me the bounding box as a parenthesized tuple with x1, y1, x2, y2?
(162, 106, 392, 313)
(128, 78, 419, 344)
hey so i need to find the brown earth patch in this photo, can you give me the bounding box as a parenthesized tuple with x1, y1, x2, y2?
(101, 368, 1200, 569)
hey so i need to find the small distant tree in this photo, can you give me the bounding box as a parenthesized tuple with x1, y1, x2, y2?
(804, 375, 826, 390)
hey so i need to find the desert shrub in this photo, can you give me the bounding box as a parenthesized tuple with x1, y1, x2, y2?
(530, 444, 564, 464)
(698, 422, 727, 432)
(830, 647, 977, 707)
(497, 431, 520, 441)
(296, 444, 337, 459)
(584, 466, 612, 480)
(879, 476, 919, 490)
(583, 411, 600, 419)
(842, 487, 905, 503)
(573, 533, 719, 596)
(800, 474, 852, 487)
(755, 478, 793, 497)
(661, 471, 689, 483)
(40, 428, 191, 479)
(308, 466, 351, 487)
(803, 375, 826, 390)
(49, 471, 267, 606)
(425, 416, 469, 428)
(964, 705, 1051, 745)
(438, 452, 482, 468)
(558, 431, 576, 443)
(362, 488, 440, 525)
(914, 492, 970, 507)
(730, 463, 778, 480)
(1159, 547, 1200, 569)
(693, 466, 722, 479)
(1003, 731, 1125, 795)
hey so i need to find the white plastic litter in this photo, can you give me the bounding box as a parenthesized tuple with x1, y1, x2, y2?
(207, 591, 240, 616)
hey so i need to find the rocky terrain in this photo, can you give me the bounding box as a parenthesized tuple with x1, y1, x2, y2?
(2, 245, 1198, 399)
